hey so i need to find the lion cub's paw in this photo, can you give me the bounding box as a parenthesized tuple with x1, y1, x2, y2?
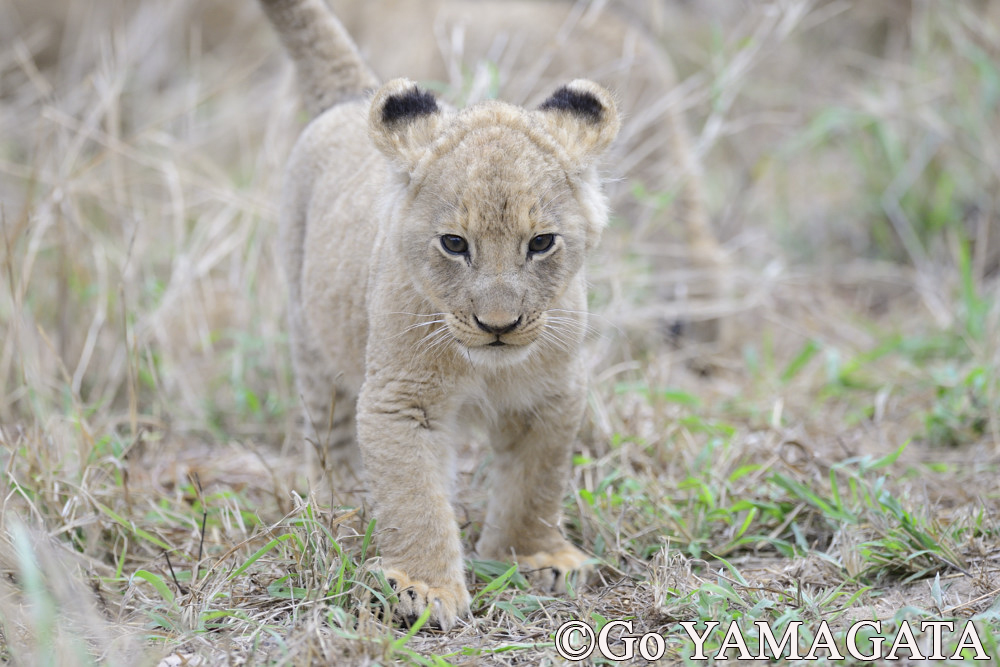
(516, 544, 591, 593)
(383, 569, 470, 632)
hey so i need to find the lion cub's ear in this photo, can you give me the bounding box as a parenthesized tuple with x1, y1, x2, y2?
(369, 78, 443, 173)
(536, 79, 620, 170)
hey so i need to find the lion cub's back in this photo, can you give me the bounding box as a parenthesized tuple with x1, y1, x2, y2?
(283, 100, 387, 392)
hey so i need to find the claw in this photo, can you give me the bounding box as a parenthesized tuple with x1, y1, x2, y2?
(379, 568, 471, 632)
(516, 544, 591, 593)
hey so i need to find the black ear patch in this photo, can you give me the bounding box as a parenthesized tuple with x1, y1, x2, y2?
(539, 86, 604, 123)
(381, 87, 438, 125)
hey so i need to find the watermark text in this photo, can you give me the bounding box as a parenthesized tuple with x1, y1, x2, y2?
(553, 618, 990, 662)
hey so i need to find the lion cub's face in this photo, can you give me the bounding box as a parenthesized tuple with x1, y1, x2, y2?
(409, 128, 585, 358)
(369, 79, 620, 364)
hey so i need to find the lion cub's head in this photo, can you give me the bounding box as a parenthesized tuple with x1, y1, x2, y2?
(368, 78, 619, 365)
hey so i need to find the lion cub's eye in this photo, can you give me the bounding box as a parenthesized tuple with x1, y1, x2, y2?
(440, 234, 469, 255)
(528, 233, 556, 254)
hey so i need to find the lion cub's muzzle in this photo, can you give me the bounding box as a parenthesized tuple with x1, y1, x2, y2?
(445, 311, 542, 349)
(473, 311, 530, 346)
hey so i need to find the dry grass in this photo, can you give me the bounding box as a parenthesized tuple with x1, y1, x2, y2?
(1, 0, 999, 664)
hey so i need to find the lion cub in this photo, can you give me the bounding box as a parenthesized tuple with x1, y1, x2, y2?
(259, 0, 619, 630)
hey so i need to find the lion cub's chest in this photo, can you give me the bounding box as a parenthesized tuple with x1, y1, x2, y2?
(455, 365, 561, 426)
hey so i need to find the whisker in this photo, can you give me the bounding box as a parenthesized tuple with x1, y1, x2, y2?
(385, 319, 447, 341)
(547, 308, 625, 336)
(422, 329, 451, 351)
(545, 317, 600, 339)
(428, 338, 455, 365)
(419, 327, 457, 362)
(545, 315, 594, 327)
(548, 315, 594, 344)
(415, 326, 450, 353)
(537, 325, 575, 354)
(402, 319, 447, 333)
(377, 311, 449, 318)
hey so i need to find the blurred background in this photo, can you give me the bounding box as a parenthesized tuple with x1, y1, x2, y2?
(1, 0, 998, 663)
(2, 0, 999, 436)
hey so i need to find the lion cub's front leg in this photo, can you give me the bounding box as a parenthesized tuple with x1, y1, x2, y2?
(355, 374, 470, 631)
(476, 391, 589, 592)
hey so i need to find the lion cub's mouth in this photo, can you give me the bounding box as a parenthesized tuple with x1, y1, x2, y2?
(441, 313, 542, 351)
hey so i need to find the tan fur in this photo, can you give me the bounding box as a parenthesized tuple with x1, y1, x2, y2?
(256, 0, 378, 116)
(259, 0, 619, 630)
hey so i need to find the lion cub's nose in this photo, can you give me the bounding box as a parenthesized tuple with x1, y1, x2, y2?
(474, 315, 522, 335)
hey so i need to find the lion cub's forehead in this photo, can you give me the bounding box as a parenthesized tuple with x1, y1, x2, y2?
(423, 121, 571, 236)
(442, 121, 559, 176)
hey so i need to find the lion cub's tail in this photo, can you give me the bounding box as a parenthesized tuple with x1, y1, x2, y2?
(257, 0, 379, 118)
